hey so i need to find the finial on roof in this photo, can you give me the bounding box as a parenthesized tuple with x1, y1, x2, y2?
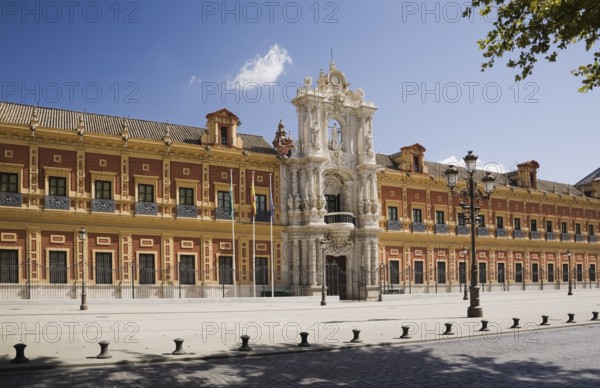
(77, 113, 85, 141)
(163, 124, 172, 148)
(330, 48, 335, 70)
(30, 106, 39, 136)
(121, 118, 130, 143)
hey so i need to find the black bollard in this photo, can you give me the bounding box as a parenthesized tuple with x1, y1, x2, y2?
(172, 338, 186, 355)
(567, 313, 576, 323)
(540, 315, 550, 326)
(442, 322, 454, 335)
(400, 326, 411, 339)
(239, 335, 252, 351)
(511, 317, 521, 329)
(12, 343, 29, 363)
(97, 341, 112, 359)
(479, 320, 490, 332)
(591, 311, 599, 321)
(298, 332, 310, 347)
(350, 329, 362, 343)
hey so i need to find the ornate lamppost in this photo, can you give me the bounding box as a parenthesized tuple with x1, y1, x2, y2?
(79, 227, 88, 311)
(445, 151, 496, 318)
(320, 238, 329, 306)
(567, 250, 573, 296)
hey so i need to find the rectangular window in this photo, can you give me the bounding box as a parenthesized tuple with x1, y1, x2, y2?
(325, 194, 339, 213)
(515, 263, 523, 283)
(255, 257, 268, 285)
(589, 224, 595, 236)
(531, 263, 539, 283)
(496, 216, 504, 229)
(479, 215, 485, 227)
(0, 173, 18, 193)
(514, 218, 521, 230)
(412, 208, 422, 223)
(497, 262, 505, 283)
(457, 213, 466, 226)
(413, 261, 424, 284)
(479, 262, 487, 284)
(531, 219, 537, 232)
(95, 180, 112, 200)
(458, 261, 466, 284)
(49, 176, 66, 196)
(390, 261, 400, 284)
(179, 255, 196, 285)
(49, 251, 67, 284)
(547, 263, 555, 282)
(413, 155, 420, 172)
(138, 184, 154, 203)
(179, 187, 194, 206)
(139, 254, 155, 285)
(388, 206, 398, 221)
(562, 263, 569, 282)
(218, 191, 231, 209)
(561, 222, 568, 234)
(256, 194, 267, 212)
(576, 263, 583, 282)
(0, 249, 18, 283)
(95, 252, 112, 284)
(220, 126, 228, 146)
(435, 211, 444, 225)
(590, 264, 596, 282)
(219, 256, 233, 285)
(436, 261, 446, 284)
(546, 220, 553, 232)
(575, 223, 581, 235)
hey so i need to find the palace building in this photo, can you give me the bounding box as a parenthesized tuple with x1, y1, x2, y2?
(1, 64, 599, 300)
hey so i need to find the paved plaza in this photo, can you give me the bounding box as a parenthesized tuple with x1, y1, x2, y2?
(1, 290, 600, 386)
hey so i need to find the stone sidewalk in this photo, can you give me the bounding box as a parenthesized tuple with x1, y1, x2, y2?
(1, 289, 599, 371)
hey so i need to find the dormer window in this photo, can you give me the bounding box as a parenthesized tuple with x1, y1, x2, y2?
(220, 126, 228, 146)
(413, 155, 420, 172)
(529, 173, 536, 189)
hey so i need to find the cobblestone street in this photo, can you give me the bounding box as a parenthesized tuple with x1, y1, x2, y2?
(2, 323, 599, 387)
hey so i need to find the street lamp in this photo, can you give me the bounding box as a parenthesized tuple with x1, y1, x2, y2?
(567, 250, 573, 296)
(461, 247, 468, 300)
(320, 238, 329, 306)
(79, 227, 88, 310)
(445, 151, 496, 318)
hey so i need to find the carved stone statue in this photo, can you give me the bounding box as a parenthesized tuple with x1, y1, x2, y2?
(287, 194, 294, 210)
(311, 121, 320, 150)
(329, 123, 341, 151)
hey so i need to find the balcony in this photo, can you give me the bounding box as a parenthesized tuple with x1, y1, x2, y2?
(590, 235, 598, 243)
(546, 232, 555, 241)
(0, 192, 22, 207)
(457, 225, 469, 235)
(496, 229, 508, 238)
(477, 227, 489, 237)
(387, 220, 402, 231)
(530, 231, 540, 240)
(560, 233, 570, 242)
(435, 224, 448, 234)
(575, 234, 584, 242)
(44, 195, 70, 210)
(91, 199, 115, 213)
(215, 207, 232, 220)
(325, 212, 355, 225)
(255, 210, 271, 222)
(412, 222, 426, 233)
(135, 202, 158, 215)
(176, 204, 198, 218)
(513, 230, 525, 239)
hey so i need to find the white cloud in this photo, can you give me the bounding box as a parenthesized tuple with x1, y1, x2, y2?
(439, 155, 506, 174)
(229, 44, 292, 86)
(187, 75, 202, 87)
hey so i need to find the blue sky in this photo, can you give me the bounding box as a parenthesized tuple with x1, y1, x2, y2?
(1, 0, 598, 184)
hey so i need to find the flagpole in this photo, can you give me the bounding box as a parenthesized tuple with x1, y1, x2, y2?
(230, 168, 237, 298)
(252, 171, 256, 298)
(270, 173, 274, 298)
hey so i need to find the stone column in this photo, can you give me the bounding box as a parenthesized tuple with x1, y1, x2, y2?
(364, 241, 371, 285)
(292, 239, 300, 286)
(290, 166, 298, 200)
(316, 239, 322, 286)
(308, 239, 316, 286)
